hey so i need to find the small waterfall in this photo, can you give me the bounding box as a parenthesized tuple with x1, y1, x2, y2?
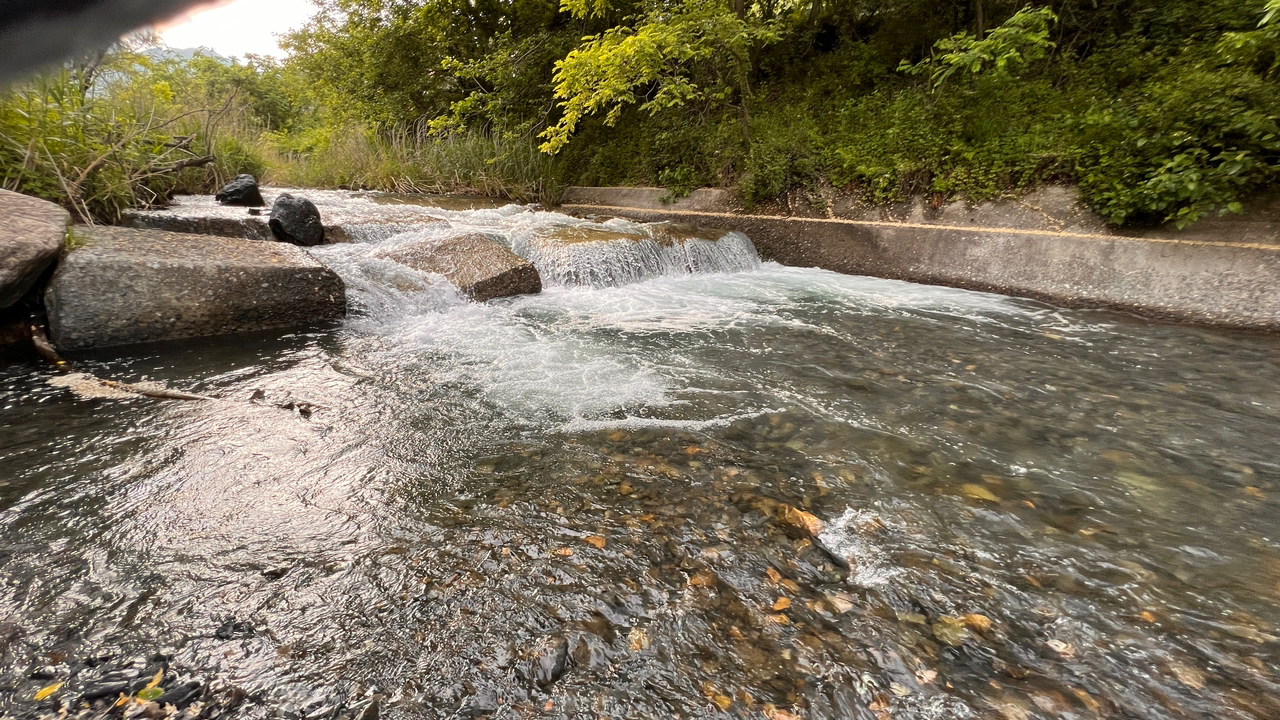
(135, 191, 764, 319)
(508, 222, 761, 288)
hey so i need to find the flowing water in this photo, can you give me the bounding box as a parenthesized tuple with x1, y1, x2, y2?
(2, 192, 1280, 720)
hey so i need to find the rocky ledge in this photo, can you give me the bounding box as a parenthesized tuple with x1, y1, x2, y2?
(47, 226, 346, 350)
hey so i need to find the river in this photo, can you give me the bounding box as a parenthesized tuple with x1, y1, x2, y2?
(1, 192, 1278, 719)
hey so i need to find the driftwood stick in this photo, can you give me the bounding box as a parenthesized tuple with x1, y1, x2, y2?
(96, 378, 217, 402)
(150, 154, 215, 174)
(31, 322, 214, 402)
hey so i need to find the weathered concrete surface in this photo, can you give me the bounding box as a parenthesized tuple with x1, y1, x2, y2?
(564, 184, 1280, 243)
(373, 233, 541, 302)
(123, 212, 362, 244)
(561, 196, 1280, 330)
(0, 189, 68, 308)
(123, 210, 455, 245)
(47, 226, 345, 350)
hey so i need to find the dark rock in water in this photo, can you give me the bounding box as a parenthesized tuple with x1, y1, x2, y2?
(155, 681, 202, 708)
(80, 659, 163, 701)
(458, 688, 498, 718)
(515, 636, 569, 689)
(215, 619, 255, 640)
(269, 193, 325, 246)
(0, 189, 67, 310)
(214, 174, 264, 207)
(127, 666, 167, 696)
(81, 677, 131, 701)
(569, 632, 610, 672)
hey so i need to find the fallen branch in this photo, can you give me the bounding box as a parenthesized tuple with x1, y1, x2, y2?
(149, 154, 215, 174)
(30, 323, 214, 402)
(96, 377, 217, 402)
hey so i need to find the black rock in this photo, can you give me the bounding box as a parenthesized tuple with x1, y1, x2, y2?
(126, 662, 168, 695)
(214, 174, 264, 207)
(459, 689, 498, 718)
(269, 194, 325, 246)
(514, 636, 569, 689)
(81, 662, 152, 702)
(81, 679, 131, 702)
(569, 632, 610, 672)
(154, 681, 202, 708)
(215, 619, 255, 640)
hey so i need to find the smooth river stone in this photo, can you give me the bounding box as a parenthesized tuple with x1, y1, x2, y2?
(46, 226, 345, 350)
(0, 189, 68, 309)
(373, 232, 541, 302)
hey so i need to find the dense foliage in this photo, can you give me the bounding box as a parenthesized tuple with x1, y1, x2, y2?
(4, 0, 1280, 225)
(0, 40, 288, 221)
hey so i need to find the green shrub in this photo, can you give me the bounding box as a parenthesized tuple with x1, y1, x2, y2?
(1076, 63, 1280, 226)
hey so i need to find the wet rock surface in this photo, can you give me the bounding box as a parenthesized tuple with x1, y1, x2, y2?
(269, 193, 326, 246)
(45, 226, 345, 350)
(373, 232, 541, 302)
(0, 189, 66, 309)
(213, 174, 264, 207)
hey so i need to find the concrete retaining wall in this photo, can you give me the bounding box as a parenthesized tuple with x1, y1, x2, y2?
(561, 187, 1280, 330)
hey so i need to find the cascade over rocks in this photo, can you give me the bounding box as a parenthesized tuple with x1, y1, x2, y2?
(0, 189, 67, 309)
(270, 193, 326, 246)
(214, 174, 265, 206)
(373, 232, 541, 302)
(46, 226, 345, 350)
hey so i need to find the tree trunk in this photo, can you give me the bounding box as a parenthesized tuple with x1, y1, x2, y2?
(808, 0, 822, 25)
(975, 0, 985, 38)
(734, 0, 745, 20)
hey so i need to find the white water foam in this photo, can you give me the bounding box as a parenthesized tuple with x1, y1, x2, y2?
(150, 191, 1058, 427)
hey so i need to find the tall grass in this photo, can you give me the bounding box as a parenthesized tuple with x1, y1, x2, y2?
(0, 47, 564, 220)
(0, 52, 270, 223)
(264, 122, 563, 204)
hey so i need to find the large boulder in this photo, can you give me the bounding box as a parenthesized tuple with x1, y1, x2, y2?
(0, 189, 68, 308)
(46, 226, 345, 350)
(269, 194, 325, 246)
(373, 233, 541, 302)
(214, 174, 265, 206)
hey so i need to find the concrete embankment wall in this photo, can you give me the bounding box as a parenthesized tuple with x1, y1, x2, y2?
(560, 187, 1280, 330)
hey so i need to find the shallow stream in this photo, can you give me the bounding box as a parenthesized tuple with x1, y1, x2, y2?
(2, 192, 1279, 719)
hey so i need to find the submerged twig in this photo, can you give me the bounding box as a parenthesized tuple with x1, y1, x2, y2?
(30, 323, 214, 402)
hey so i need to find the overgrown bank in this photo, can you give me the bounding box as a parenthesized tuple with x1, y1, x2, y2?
(4, 0, 1280, 227)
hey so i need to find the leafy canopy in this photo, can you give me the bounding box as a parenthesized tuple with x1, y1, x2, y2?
(540, 0, 776, 153)
(900, 6, 1057, 88)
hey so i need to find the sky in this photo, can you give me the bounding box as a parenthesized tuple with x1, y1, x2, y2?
(156, 0, 317, 58)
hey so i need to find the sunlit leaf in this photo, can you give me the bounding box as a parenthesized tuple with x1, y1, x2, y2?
(33, 682, 63, 701)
